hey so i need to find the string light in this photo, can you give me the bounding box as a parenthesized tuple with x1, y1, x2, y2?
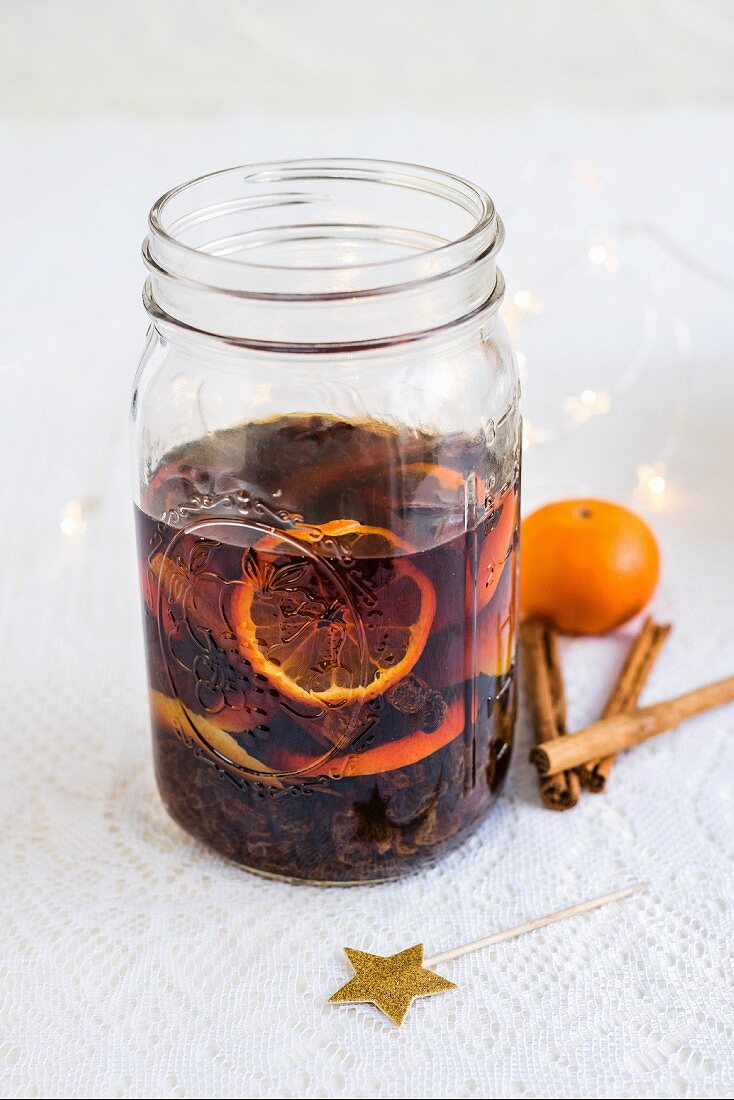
(509, 238, 633, 442)
(563, 389, 612, 423)
(504, 171, 690, 503)
(503, 155, 734, 506)
(512, 289, 542, 314)
(635, 464, 669, 507)
(638, 465, 666, 496)
(60, 500, 87, 541)
(587, 239, 622, 272)
(513, 289, 533, 310)
(57, 424, 124, 549)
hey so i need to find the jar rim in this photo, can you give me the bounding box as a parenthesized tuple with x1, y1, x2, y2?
(146, 157, 500, 299)
(143, 267, 506, 356)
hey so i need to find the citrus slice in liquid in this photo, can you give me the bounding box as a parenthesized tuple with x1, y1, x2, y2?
(403, 462, 465, 496)
(230, 520, 436, 708)
(475, 483, 517, 613)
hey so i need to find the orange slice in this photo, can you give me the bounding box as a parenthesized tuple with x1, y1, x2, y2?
(230, 520, 436, 708)
(427, 549, 518, 689)
(149, 689, 282, 784)
(276, 696, 465, 778)
(475, 483, 517, 613)
(403, 462, 464, 496)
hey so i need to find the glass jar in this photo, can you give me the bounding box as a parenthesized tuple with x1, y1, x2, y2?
(132, 159, 520, 883)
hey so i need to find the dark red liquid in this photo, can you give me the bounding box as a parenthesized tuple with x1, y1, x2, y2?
(136, 415, 518, 881)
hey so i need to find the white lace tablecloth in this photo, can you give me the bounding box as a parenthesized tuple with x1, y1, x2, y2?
(2, 108, 733, 1100)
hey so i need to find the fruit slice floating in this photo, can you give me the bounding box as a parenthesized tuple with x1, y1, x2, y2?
(401, 462, 465, 511)
(429, 481, 517, 634)
(403, 462, 465, 493)
(476, 483, 517, 613)
(276, 696, 465, 779)
(230, 520, 436, 709)
(421, 553, 518, 690)
(149, 689, 282, 784)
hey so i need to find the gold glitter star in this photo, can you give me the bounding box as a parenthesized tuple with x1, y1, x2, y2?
(329, 944, 456, 1026)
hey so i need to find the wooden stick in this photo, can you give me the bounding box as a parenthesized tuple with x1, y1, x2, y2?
(579, 618, 671, 792)
(424, 882, 648, 966)
(520, 620, 580, 810)
(530, 675, 734, 776)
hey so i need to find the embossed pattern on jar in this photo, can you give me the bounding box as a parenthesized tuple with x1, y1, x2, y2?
(131, 160, 521, 882)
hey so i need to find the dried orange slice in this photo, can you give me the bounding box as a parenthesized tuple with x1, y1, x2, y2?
(149, 689, 282, 784)
(276, 696, 465, 778)
(230, 520, 436, 708)
(478, 485, 516, 607)
(403, 462, 464, 496)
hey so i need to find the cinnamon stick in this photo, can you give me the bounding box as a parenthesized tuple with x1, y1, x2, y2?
(520, 620, 580, 810)
(579, 617, 671, 792)
(530, 674, 734, 776)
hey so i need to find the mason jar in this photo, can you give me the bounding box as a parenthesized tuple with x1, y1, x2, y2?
(132, 159, 520, 883)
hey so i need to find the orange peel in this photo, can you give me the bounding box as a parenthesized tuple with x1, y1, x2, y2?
(231, 521, 435, 708)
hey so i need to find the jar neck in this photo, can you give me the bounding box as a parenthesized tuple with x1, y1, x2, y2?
(143, 158, 505, 350)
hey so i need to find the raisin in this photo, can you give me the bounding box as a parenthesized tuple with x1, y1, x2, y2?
(419, 690, 448, 734)
(386, 674, 430, 714)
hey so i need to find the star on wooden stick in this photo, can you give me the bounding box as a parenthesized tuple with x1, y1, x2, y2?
(328, 944, 456, 1026)
(329, 882, 648, 1026)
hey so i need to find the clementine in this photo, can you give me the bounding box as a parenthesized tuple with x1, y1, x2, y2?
(520, 498, 659, 635)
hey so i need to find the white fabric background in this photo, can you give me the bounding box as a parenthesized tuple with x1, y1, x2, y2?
(2, 26, 734, 1098)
